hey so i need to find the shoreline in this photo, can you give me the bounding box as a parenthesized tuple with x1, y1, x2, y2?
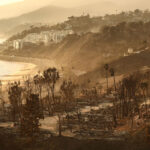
(0, 54, 59, 83)
(0, 54, 58, 68)
(0, 54, 58, 69)
(0, 62, 36, 83)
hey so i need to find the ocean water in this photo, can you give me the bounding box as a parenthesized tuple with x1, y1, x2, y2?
(0, 60, 25, 78)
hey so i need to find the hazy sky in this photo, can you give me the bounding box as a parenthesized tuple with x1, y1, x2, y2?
(0, 0, 24, 6)
(0, 0, 149, 19)
(0, 0, 147, 7)
(0, 0, 127, 7)
(0, 0, 99, 6)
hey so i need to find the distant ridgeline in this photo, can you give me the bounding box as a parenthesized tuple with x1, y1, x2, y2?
(8, 9, 150, 40)
(4, 9, 150, 51)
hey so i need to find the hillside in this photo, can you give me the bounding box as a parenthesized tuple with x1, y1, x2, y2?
(0, 0, 61, 19)
(2, 7, 150, 39)
(78, 49, 150, 85)
(3, 20, 150, 87)
(0, 5, 80, 36)
(8, 9, 150, 41)
(3, 33, 123, 71)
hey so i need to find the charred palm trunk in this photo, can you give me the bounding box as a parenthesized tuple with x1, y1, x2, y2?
(106, 70, 109, 94)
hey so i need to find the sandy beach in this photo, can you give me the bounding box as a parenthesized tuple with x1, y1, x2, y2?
(0, 55, 58, 84)
(0, 62, 37, 83)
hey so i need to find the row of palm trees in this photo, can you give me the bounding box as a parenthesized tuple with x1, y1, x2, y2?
(104, 63, 150, 130)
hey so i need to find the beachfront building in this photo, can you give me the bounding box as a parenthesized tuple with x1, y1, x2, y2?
(13, 39, 23, 50)
(23, 33, 42, 44)
(40, 29, 74, 44)
(23, 29, 74, 45)
(12, 29, 74, 49)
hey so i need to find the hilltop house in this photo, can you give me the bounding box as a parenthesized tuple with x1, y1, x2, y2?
(124, 48, 134, 56)
(128, 48, 134, 54)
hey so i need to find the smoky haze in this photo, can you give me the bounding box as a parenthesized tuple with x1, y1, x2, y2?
(0, 0, 150, 19)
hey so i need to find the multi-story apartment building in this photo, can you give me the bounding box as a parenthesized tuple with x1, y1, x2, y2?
(12, 29, 74, 50)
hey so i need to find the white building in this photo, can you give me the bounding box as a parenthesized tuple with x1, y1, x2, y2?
(123, 48, 134, 57)
(23, 33, 42, 44)
(40, 30, 74, 44)
(12, 29, 74, 49)
(13, 39, 23, 50)
(23, 29, 74, 45)
(128, 48, 134, 54)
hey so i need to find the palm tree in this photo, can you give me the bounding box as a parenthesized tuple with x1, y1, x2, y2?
(109, 68, 116, 92)
(104, 64, 109, 93)
(110, 68, 118, 125)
